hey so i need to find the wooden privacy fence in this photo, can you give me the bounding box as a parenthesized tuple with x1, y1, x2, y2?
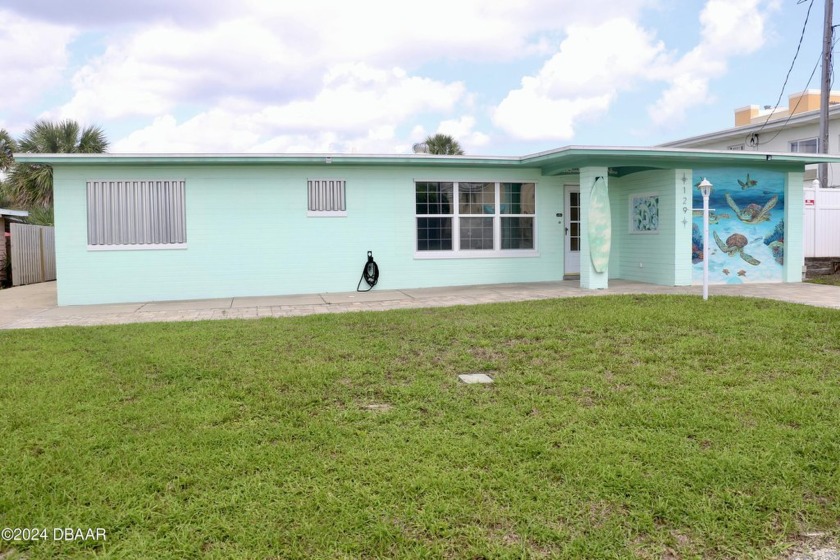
(10, 223, 56, 286)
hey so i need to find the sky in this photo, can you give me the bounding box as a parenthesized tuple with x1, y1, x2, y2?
(0, 0, 832, 156)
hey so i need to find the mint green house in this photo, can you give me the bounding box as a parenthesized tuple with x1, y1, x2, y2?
(16, 147, 837, 306)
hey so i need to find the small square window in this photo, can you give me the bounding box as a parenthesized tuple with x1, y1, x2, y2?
(308, 179, 347, 216)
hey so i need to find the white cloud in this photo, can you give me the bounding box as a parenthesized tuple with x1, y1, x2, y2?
(116, 114, 411, 154)
(112, 63, 467, 153)
(112, 112, 262, 153)
(493, 0, 781, 141)
(437, 116, 490, 150)
(258, 64, 465, 132)
(56, 18, 313, 122)
(51, 0, 657, 125)
(2, 0, 236, 26)
(0, 10, 76, 127)
(647, 0, 777, 125)
(493, 18, 665, 140)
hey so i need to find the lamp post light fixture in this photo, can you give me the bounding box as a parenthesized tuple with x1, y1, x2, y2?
(697, 178, 713, 301)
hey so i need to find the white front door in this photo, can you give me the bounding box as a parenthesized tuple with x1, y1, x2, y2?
(564, 185, 581, 275)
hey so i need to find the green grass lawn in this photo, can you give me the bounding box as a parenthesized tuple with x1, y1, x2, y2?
(1, 295, 838, 559)
(806, 274, 840, 286)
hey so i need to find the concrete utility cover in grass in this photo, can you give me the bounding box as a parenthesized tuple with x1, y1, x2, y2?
(363, 403, 393, 412)
(458, 373, 494, 384)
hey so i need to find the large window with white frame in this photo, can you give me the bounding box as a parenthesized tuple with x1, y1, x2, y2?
(789, 138, 819, 153)
(415, 181, 536, 255)
(87, 180, 187, 249)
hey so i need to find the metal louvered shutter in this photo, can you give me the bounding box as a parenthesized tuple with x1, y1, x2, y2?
(87, 180, 186, 246)
(307, 179, 346, 213)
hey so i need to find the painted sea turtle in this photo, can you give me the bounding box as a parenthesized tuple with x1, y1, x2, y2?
(725, 193, 778, 224)
(708, 212, 730, 225)
(737, 173, 758, 189)
(713, 231, 761, 265)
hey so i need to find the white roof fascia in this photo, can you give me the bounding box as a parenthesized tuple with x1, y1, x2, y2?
(0, 208, 29, 218)
(660, 104, 840, 147)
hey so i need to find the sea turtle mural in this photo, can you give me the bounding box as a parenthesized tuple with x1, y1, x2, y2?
(725, 193, 778, 224)
(692, 168, 784, 284)
(713, 231, 760, 266)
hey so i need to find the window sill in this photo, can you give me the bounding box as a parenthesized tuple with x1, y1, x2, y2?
(87, 244, 188, 251)
(307, 211, 347, 217)
(414, 250, 539, 260)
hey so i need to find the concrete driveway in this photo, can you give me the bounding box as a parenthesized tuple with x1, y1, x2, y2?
(1, 279, 837, 330)
(0, 281, 59, 329)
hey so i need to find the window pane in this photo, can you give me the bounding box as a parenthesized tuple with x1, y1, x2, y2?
(570, 192, 580, 221)
(501, 183, 535, 215)
(501, 217, 534, 249)
(417, 217, 452, 251)
(790, 138, 818, 153)
(416, 182, 453, 215)
(459, 217, 494, 250)
(570, 222, 580, 238)
(571, 237, 580, 251)
(459, 182, 495, 214)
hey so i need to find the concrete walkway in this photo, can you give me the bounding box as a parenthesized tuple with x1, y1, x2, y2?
(1, 279, 838, 330)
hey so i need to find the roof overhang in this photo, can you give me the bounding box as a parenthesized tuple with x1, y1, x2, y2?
(0, 208, 29, 218)
(15, 146, 840, 177)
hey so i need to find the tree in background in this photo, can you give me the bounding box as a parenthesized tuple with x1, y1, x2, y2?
(3, 120, 109, 209)
(413, 133, 464, 155)
(0, 129, 17, 172)
(0, 129, 17, 209)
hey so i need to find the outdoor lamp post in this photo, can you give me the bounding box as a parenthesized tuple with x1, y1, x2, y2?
(697, 178, 713, 300)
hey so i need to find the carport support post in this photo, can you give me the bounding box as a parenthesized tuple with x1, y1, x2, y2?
(784, 171, 805, 282)
(579, 167, 609, 290)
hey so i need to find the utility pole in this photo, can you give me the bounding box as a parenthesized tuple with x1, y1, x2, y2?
(819, 0, 833, 188)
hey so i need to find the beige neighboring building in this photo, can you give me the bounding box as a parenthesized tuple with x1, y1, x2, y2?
(662, 90, 840, 187)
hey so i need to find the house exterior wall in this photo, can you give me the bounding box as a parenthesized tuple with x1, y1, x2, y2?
(53, 164, 569, 305)
(0, 216, 6, 285)
(609, 169, 692, 286)
(668, 116, 840, 187)
(784, 171, 805, 281)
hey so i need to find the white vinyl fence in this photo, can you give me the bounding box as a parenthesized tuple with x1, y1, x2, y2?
(10, 223, 56, 286)
(804, 188, 840, 258)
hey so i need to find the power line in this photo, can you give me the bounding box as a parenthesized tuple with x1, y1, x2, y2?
(746, 0, 815, 145)
(757, 41, 831, 146)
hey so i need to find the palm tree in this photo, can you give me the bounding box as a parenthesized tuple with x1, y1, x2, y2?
(5, 120, 109, 208)
(0, 128, 17, 172)
(413, 133, 464, 155)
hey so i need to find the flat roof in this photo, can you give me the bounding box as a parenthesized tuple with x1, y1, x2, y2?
(15, 145, 840, 176)
(0, 208, 29, 218)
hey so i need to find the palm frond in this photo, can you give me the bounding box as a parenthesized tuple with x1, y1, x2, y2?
(10, 119, 109, 210)
(421, 134, 464, 155)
